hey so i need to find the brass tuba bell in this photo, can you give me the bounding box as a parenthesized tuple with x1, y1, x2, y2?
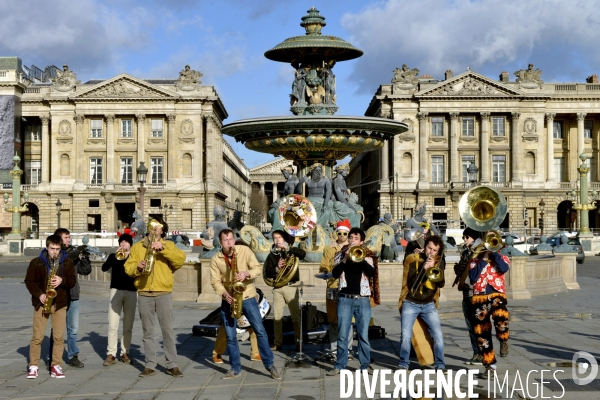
(458, 185, 508, 232)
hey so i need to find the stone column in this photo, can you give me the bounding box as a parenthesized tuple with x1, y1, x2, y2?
(577, 112, 586, 157)
(40, 114, 50, 183)
(136, 114, 146, 166)
(480, 112, 490, 182)
(260, 182, 265, 194)
(272, 182, 278, 202)
(449, 112, 459, 182)
(105, 114, 115, 185)
(381, 140, 389, 182)
(546, 113, 556, 182)
(417, 112, 429, 183)
(74, 114, 85, 182)
(167, 114, 177, 182)
(511, 112, 521, 182)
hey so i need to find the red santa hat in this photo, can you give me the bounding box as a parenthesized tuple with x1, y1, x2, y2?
(335, 219, 351, 232)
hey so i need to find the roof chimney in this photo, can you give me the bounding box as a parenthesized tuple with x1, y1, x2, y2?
(499, 71, 509, 83)
(587, 74, 598, 83)
(445, 70, 453, 80)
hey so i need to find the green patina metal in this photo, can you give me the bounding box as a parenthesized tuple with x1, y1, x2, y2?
(222, 8, 407, 170)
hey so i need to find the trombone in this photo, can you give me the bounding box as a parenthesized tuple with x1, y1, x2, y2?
(406, 253, 444, 297)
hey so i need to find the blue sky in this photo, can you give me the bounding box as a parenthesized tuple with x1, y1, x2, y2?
(3, 0, 600, 167)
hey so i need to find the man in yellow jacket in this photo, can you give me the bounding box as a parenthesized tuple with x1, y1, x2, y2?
(125, 219, 186, 378)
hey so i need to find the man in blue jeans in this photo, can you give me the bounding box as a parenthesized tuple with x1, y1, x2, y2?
(398, 235, 446, 371)
(209, 229, 281, 380)
(49, 228, 91, 368)
(327, 227, 379, 376)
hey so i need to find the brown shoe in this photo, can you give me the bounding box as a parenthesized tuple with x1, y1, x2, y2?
(103, 355, 116, 366)
(212, 354, 224, 364)
(120, 353, 131, 364)
(500, 341, 509, 357)
(166, 367, 183, 378)
(251, 354, 262, 361)
(139, 368, 155, 377)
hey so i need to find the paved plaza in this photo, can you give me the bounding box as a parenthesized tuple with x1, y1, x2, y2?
(0, 257, 598, 400)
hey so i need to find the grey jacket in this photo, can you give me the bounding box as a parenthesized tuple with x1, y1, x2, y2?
(65, 245, 92, 300)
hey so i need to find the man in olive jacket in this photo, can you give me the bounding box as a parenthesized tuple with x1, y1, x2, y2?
(124, 219, 186, 378)
(25, 234, 76, 379)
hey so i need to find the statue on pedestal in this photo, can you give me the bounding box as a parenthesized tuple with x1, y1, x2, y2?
(207, 205, 228, 241)
(296, 163, 333, 229)
(331, 164, 364, 227)
(404, 202, 440, 237)
(130, 210, 146, 243)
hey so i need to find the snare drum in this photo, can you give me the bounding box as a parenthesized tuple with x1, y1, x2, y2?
(237, 288, 271, 329)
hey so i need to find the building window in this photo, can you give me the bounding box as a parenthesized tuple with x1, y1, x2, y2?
(492, 155, 506, 183)
(431, 117, 443, 137)
(25, 160, 41, 184)
(553, 121, 562, 139)
(433, 198, 446, 207)
(151, 157, 163, 184)
(584, 120, 593, 139)
(492, 117, 505, 136)
(431, 156, 444, 183)
(90, 157, 103, 184)
(120, 157, 133, 184)
(151, 119, 163, 137)
(461, 155, 475, 182)
(554, 158, 565, 181)
(121, 119, 133, 138)
(91, 120, 103, 138)
(402, 152, 412, 175)
(462, 117, 474, 136)
(26, 124, 41, 141)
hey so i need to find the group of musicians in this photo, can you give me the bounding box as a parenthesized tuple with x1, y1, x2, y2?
(25, 204, 510, 380)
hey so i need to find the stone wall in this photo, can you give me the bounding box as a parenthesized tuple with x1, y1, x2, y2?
(81, 252, 579, 304)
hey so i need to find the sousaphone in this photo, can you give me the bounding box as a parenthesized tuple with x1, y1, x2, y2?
(458, 185, 508, 232)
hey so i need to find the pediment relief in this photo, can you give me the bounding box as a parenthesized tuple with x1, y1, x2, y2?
(250, 157, 295, 175)
(417, 72, 523, 97)
(72, 75, 179, 99)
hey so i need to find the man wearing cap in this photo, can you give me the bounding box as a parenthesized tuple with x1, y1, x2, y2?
(101, 234, 136, 366)
(125, 219, 186, 378)
(454, 227, 484, 366)
(264, 230, 306, 351)
(318, 219, 353, 360)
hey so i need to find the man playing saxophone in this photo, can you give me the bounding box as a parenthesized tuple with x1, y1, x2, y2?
(397, 235, 446, 372)
(264, 229, 306, 352)
(210, 229, 281, 380)
(25, 235, 76, 379)
(125, 218, 186, 378)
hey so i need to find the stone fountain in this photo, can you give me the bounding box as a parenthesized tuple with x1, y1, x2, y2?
(221, 8, 407, 261)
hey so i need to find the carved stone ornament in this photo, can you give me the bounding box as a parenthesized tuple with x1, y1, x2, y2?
(58, 120, 71, 136)
(523, 118, 537, 134)
(175, 65, 203, 91)
(178, 137, 195, 144)
(459, 136, 477, 143)
(85, 79, 163, 97)
(428, 136, 446, 143)
(392, 64, 419, 94)
(402, 118, 414, 134)
(51, 65, 81, 92)
(490, 135, 508, 143)
(514, 63, 543, 89)
(180, 119, 193, 136)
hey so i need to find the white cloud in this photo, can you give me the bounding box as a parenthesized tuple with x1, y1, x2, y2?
(341, 0, 600, 93)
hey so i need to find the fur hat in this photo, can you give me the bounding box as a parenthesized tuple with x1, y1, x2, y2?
(118, 233, 133, 248)
(463, 227, 482, 240)
(335, 219, 351, 232)
(272, 229, 294, 245)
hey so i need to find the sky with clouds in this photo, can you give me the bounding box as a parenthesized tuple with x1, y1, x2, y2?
(2, 0, 600, 167)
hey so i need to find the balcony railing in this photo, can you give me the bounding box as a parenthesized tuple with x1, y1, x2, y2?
(86, 184, 105, 190)
(21, 184, 39, 191)
(147, 184, 166, 189)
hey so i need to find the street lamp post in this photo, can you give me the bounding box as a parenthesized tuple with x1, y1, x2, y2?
(4, 154, 29, 254)
(235, 197, 240, 211)
(467, 161, 479, 188)
(539, 198, 545, 236)
(571, 153, 599, 252)
(55, 199, 62, 228)
(137, 161, 148, 219)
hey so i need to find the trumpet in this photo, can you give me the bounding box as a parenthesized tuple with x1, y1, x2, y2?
(115, 247, 127, 260)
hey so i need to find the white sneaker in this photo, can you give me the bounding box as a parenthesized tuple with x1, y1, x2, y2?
(27, 366, 38, 379)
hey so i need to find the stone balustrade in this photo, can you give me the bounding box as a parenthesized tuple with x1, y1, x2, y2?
(80, 251, 579, 304)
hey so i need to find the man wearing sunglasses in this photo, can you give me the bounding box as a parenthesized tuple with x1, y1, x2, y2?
(318, 219, 353, 360)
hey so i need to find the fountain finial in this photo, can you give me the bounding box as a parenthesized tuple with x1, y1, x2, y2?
(300, 7, 326, 35)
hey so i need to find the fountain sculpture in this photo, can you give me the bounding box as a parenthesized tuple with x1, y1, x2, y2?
(222, 8, 408, 261)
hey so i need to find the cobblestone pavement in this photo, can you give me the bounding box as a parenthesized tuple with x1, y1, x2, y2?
(0, 258, 598, 400)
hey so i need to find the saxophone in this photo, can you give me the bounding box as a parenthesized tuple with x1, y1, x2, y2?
(229, 249, 246, 319)
(42, 258, 59, 315)
(141, 230, 157, 275)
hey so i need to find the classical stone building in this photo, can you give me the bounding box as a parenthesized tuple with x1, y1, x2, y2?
(350, 63, 600, 234)
(0, 57, 250, 235)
